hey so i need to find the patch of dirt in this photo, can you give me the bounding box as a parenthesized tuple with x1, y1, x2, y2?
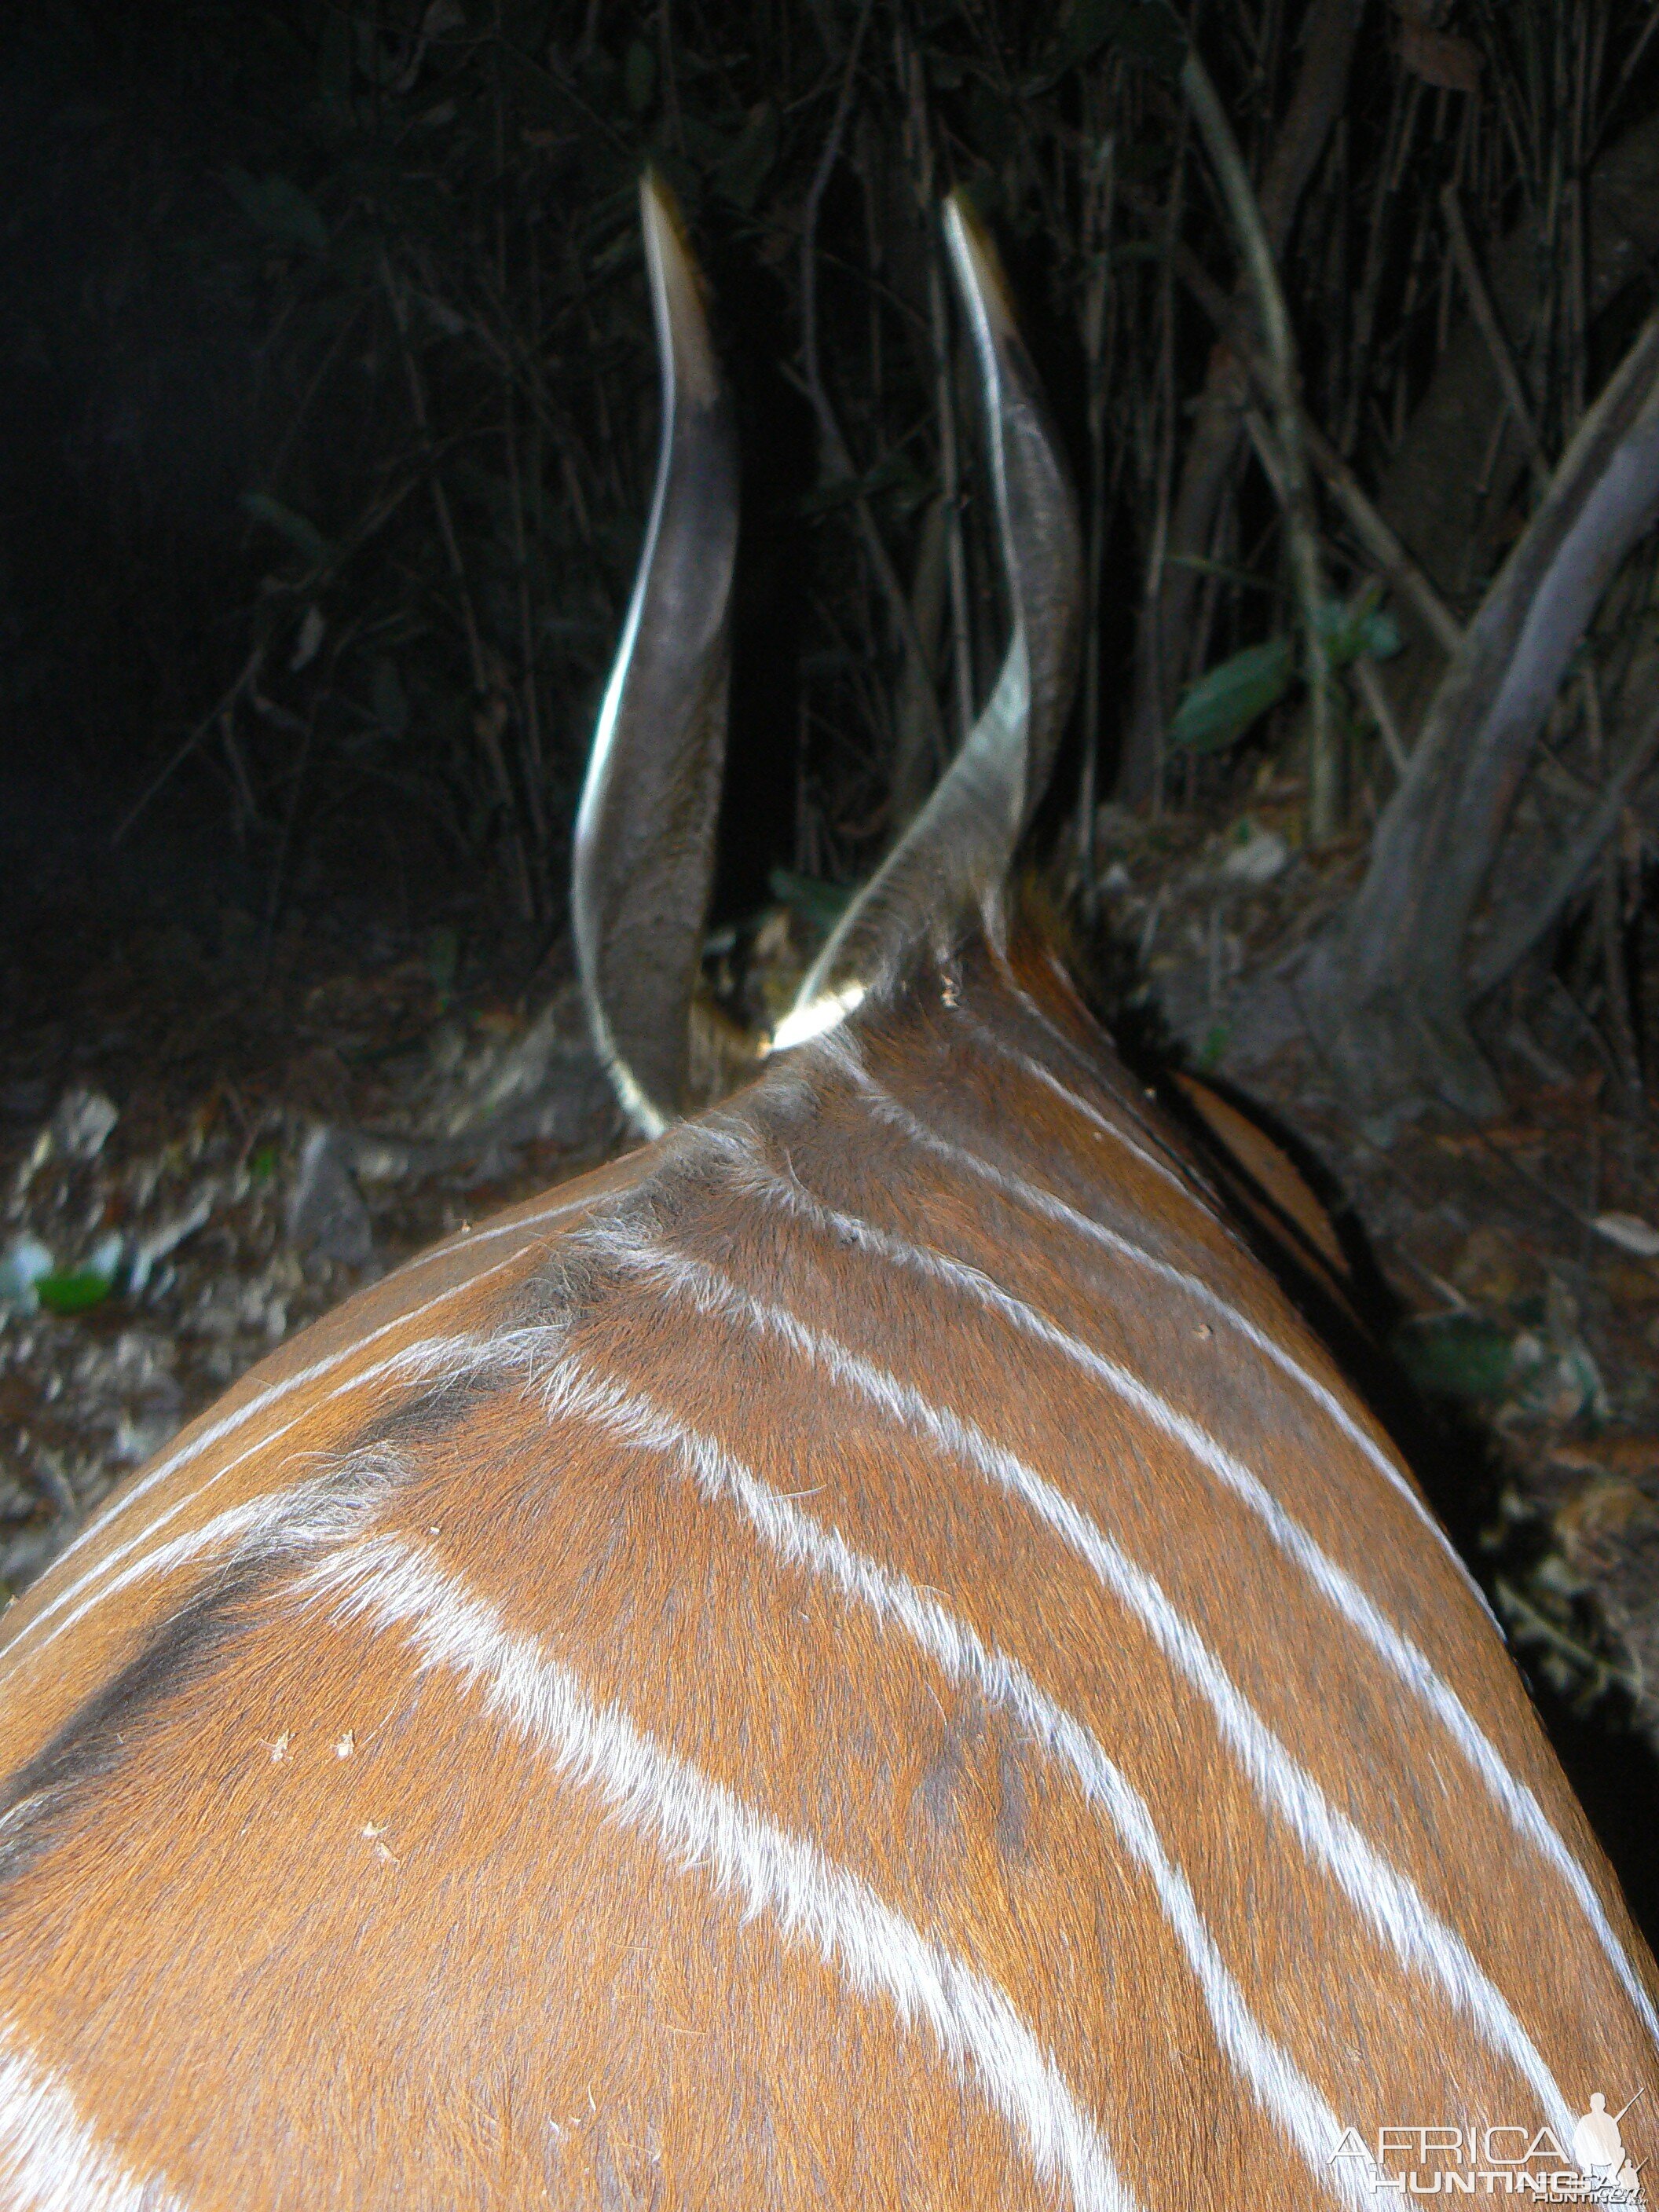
(0, 903, 619, 1593)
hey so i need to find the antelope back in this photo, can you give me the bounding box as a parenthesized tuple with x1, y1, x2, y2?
(0, 180, 1654, 2212)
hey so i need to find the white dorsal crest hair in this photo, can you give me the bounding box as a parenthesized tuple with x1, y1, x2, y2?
(573, 181, 1083, 1117)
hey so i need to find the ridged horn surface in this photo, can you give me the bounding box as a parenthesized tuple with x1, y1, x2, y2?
(573, 173, 738, 1137)
(778, 193, 1083, 1048)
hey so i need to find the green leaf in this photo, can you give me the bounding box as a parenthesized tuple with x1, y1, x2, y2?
(768, 866, 854, 934)
(797, 447, 934, 522)
(1393, 1314, 1517, 1404)
(37, 1269, 114, 1317)
(1169, 637, 1294, 755)
(222, 168, 329, 257)
(240, 493, 331, 566)
(624, 39, 657, 112)
(1316, 589, 1404, 668)
(1357, 606, 1403, 660)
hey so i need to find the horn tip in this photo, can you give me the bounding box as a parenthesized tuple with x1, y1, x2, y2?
(639, 166, 683, 244)
(639, 167, 720, 409)
(942, 191, 1016, 346)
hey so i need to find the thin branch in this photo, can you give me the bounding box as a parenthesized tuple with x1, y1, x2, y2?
(1182, 47, 1339, 841)
(1353, 653, 1410, 777)
(1471, 688, 1659, 997)
(1122, 0, 1363, 800)
(1077, 130, 1116, 916)
(1298, 416, 1465, 657)
(798, 0, 948, 773)
(381, 246, 534, 920)
(112, 645, 266, 847)
(1441, 181, 1551, 496)
(1589, 2, 1659, 167)
(1121, 176, 1465, 657)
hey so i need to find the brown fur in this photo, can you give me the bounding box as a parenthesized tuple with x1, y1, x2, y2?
(0, 926, 1653, 2210)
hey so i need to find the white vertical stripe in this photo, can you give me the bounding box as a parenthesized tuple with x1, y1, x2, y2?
(588, 1225, 1605, 2116)
(13, 1456, 409, 1674)
(961, 1003, 1221, 1227)
(390, 1185, 599, 1282)
(20, 1500, 275, 1667)
(980, 950, 1215, 1212)
(970, 950, 1659, 2056)
(823, 1035, 1472, 1584)
(541, 1350, 1370, 2203)
(747, 1075, 1659, 2054)
(865, 1212, 1659, 2060)
(0, 2023, 186, 2212)
(6, 1332, 486, 1671)
(301, 1534, 1139, 2212)
(15, 1186, 591, 1624)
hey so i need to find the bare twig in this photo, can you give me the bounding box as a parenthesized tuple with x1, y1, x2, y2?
(381, 247, 535, 919)
(1343, 71, 1419, 453)
(1183, 47, 1339, 841)
(798, 0, 948, 777)
(1471, 688, 1659, 996)
(1353, 653, 1410, 777)
(1441, 181, 1551, 496)
(1590, 2, 1659, 166)
(1077, 130, 1116, 916)
(504, 382, 551, 899)
(1122, 0, 1364, 800)
(1137, 98, 1190, 815)
(1122, 177, 1465, 657)
(112, 644, 266, 847)
(1299, 414, 1465, 657)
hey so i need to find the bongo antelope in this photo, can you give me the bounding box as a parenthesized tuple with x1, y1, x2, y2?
(0, 177, 1653, 2212)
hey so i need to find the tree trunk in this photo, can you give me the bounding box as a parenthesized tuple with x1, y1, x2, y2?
(1295, 311, 1659, 1118)
(1375, 104, 1659, 736)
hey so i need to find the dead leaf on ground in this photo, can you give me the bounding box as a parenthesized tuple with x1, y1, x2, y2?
(1548, 1436, 1659, 1490)
(1594, 1210, 1659, 1258)
(1452, 1225, 1525, 1308)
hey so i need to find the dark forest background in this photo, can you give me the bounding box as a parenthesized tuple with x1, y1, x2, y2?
(9, 0, 1659, 1119)
(11, 4, 1659, 1844)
